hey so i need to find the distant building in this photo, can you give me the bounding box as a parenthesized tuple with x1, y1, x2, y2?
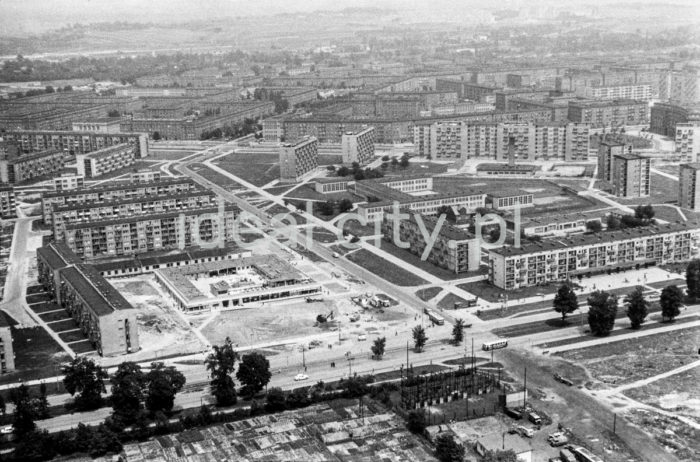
(36, 242, 139, 356)
(381, 211, 481, 273)
(584, 84, 652, 101)
(649, 102, 700, 137)
(487, 190, 534, 210)
(0, 185, 16, 218)
(72, 118, 122, 133)
(679, 163, 700, 211)
(279, 137, 319, 183)
(3, 130, 149, 158)
(0, 149, 66, 184)
(567, 99, 648, 128)
(53, 173, 85, 191)
(611, 153, 650, 198)
(314, 178, 354, 194)
(75, 143, 137, 178)
(675, 123, 700, 163)
(597, 141, 632, 182)
(341, 127, 375, 165)
(261, 115, 286, 142)
(130, 169, 162, 183)
(660, 67, 700, 106)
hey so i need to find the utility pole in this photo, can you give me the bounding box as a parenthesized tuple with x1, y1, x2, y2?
(406, 341, 409, 376)
(302, 346, 306, 368)
(613, 413, 617, 434)
(523, 367, 527, 408)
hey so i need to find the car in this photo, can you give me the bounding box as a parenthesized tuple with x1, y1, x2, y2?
(548, 432, 569, 447)
(358, 334, 367, 341)
(332, 252, 340, 258)
(553, 373, 574, 386)
(294, 374, 309, 381)
(0, 426, 13, 434)
(516, 426, 534, 438)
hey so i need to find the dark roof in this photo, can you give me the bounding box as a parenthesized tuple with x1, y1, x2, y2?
(36, 243, 82, 270)
(59, 264, 134, 316)
(614, 153, 644, 161)
(476, 163, 538, 172)
(43, 177, 197, 199)
(53, 190, 216, 212)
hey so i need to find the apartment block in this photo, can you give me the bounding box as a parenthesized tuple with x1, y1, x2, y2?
(0, 149, 66, 184)
(53, 173, 85, 191)
(36, 242, 139, 356)
(584, 84, 652, 101)
(611, 153, 650, 198)
(72, 118, 122, 133)
(381, 212, 481, 273)
(279, 137, 319, 183)
(0, 315, 15, 373)
(62, 205, 239, 259)
(675, 123, 699, 163)
(0, 185, 16, 218)
(489, 223, 698, 290)
(3, 130, 149, 158)
(660, 67, 700, 106)
(131, 170, 162, 183)
(76, 143, 137, 178)
(679, 163, 700, 211)
(650, 102, 700, 137)
(341, 127, 375, 165)
(51, 191, 218, 240)
(567, 99, 648, 128)
(597, 141, 632, 182)
(42, 178, 201, 225)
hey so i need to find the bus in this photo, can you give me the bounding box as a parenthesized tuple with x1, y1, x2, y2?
(568, 446, 604, 462)
(425, 309, 445, 325)
(482, 340, 508, 351)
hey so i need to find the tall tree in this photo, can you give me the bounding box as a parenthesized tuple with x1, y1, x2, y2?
(624, 286, 648, 329)
(236, 352, 271, 398)
(412, 325, 427, 352)
(685, 260, 700, 299)
(371, 337, 386, 359)
(0, 393, 5, 415)
(62, 356, 108, 411)
(660, 285, 683, 321)
(587, 291, 618, 336)
(553, 283, 579, 323)
(452, 319, 465, 345)
(436, 205, 457, 223)
(10, 384, 36, 438)
(434, 433, 465, 462)
(35, 383, 50, 419)
(145, 362, 186, 415)
(205, 337, 239, 406)
(406, 409, 426, 434)
(111, 362, 145, 424)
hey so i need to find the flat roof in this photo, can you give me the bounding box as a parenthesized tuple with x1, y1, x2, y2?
(43, 178, 197, 199)
(37, 242, 82, 270)
(614, 153, 644, 161)
(517, 210, 606, 228)
(487, 189, 532, 198)
(59, 264, 134, 316)
(491, 222, 700, 257)
(403, 210, 474, 241)
(476, 163, 538, 172)
(92, 244, 240, 272)
(64, 204, 238, 229)
(54, 190, 216, 212)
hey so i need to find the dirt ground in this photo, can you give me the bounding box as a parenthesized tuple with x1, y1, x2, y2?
(109, 275, 206, 359)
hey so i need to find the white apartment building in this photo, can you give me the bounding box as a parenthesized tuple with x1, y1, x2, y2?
(676, 123, 699, 163)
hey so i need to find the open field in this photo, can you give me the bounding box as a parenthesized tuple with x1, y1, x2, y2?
(110, 275, 207, 359)
(188, 163, 242, 188)
(346, 249, 428, 286)
(623, 366, 700, 420)
(624, 409, 699, 461)
(383, 162, 450, 177)
(557, 326, 700, 386)
(416, 287, 442, 301)
(458, 279, 559, 303)
(213, 152, 279, 187)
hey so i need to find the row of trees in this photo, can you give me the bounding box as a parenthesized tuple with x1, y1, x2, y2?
(553, 282, 684, 336)
(315, 198, 354, 216)
(606, 205, 656, 230)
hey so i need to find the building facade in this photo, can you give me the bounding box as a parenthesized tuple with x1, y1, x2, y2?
(279, 137, 319, 183)
(567, 100, 648, 128)
(341, 127, 375, 165)
(584, 84, 652, 101)
(597, 141, 632, 182)
(0, 185, 16, 218)
(0, 315, 15, 373)
(76, 143, 137, 178)
(0, 149, 66, 184)
(675, 123, 699, 163)
(72, 118, 122, 133)
(3, 130, 149, 158)
(679, 163, 700, 211)
(611, 153, 650, 198)
(53, 173, 85, 191)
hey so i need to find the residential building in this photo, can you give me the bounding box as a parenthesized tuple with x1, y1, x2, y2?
(678, 163, 700, 211)
(675, 123, 700, 163)
(262, 115, 286, 142)
(130, 169, 162, 183)
(567, 99, 648, 128)
(650, 102, 700, 137)
(660, 67, 700, 106)
(72, 118, 122, 133)
(597, 141, 632, 182)
(611, 153, 650, 198)
(0, 149, 66, 184)
(0, 185, 16, 218)
(341, 127, 375, 165)
(3, 130, 149, 158)
(0, 315, 15, 373)
(279, 137, 319, 183)
(76, 143, 137, 178)
(62, 205, 239, 258)
(489, 223, 698, 290)
(36, 242, 139, 356)
(53, 173, 85, 191)
(487, 190, 534, 210)
(42, 178, 201, 225)
(583, 84, 652, 101)
(381, 211, 481, 273)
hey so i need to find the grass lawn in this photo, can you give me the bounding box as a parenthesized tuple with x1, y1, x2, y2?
(29, 302, 62, 314)
(189, 164, 242, 188)
(214, 158, 279, 187)
(477, 300, 552, 321)
(652, 205, 684, 222)
(383, 162, 451, 177)
(346, 249, 428, 286)
(457, 280, 560, 303)
(416, 287, 443, 302)
(70, 340, 97, 354)
(370, 240, 477, 281)
(39, 311, 72, 323)
(0, 312, 70, 385)
(49, 319, 79, 333)
(646, 279, 685, 290)
(311, 227, 339, 244)
(437, 293, 470, 310)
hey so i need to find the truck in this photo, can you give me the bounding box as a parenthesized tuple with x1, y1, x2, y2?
(528, 411, 542, 425)
(504, 407, 523, 420)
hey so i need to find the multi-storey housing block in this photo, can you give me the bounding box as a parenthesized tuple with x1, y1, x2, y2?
(3, 130, 148, 158)
(675, 123, 699, 163)
(611, 153, 650, 198)
(597, 141, 632, 182)
(76, 143, 137, 178)
(0, 185, 17, 218)
(567, 99, 648, 128)
(0, 149, 66, 184)
(583, 84, 652, 101)
(279, 137, 319, 183)
(53, 173, 85, 191)
(341, 127, 375, 165)
(678, 163, 700, 211)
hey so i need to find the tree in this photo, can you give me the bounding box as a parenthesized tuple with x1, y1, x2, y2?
(316, 201, 335, 216)
(625, 286, 648, 329)
(107, 109, 120, 118)
(206, 337, 239, 406)
(451, 319, 465, 345)
(337, 166, 350, 177)
(412, 325, 427, 352)
(434, 433, 465, 462)
(586, 220, 602, 233)
(660, 285, 683, 321)
(634, 204, 655, 221)
(62, 356, 108, 411)
(406, 409, 426, 434)
(436, 205, 457, 223)
(145, 362, 186, 415)
(0, 393, 5, 415)
(152, 131, 161, 141)
(686, 260, 700, 299)
(265, 387, 287, 412)
(553, 283, 579, 323)
(399, 155, 410, 168)
(236, 352, 272, 398)
(111, 362, 145, 424)
(10, 384, 36, 438)
(371, 337, 386, 359)
(482, 449, 518, 462)
(35, 383, 50, 419)
(338, 198, 353, 213)
(44, 85, 55, 93)
(391, 157, 398, 168)
(587, 291, 618, 336)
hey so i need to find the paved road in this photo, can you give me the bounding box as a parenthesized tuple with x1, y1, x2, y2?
(0, 217, 38, 326)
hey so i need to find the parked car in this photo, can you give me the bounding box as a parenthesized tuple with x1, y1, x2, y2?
(516, 426, 534, 438)
(294, 374, 309, 381)
(548, 432, 569, 447)
(553, 373, 574, 386)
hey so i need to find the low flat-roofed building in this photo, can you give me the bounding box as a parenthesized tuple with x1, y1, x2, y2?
(489, 222, 699, 289)
(381, 211, 481, 273)
(314, 177, 355, 194)
(476, 163, 538, 176)
(487, 190, 534, 210)
(514, 211, 606, 238)
(154, 254, 322, 312)
(0, 185, 16, 218)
